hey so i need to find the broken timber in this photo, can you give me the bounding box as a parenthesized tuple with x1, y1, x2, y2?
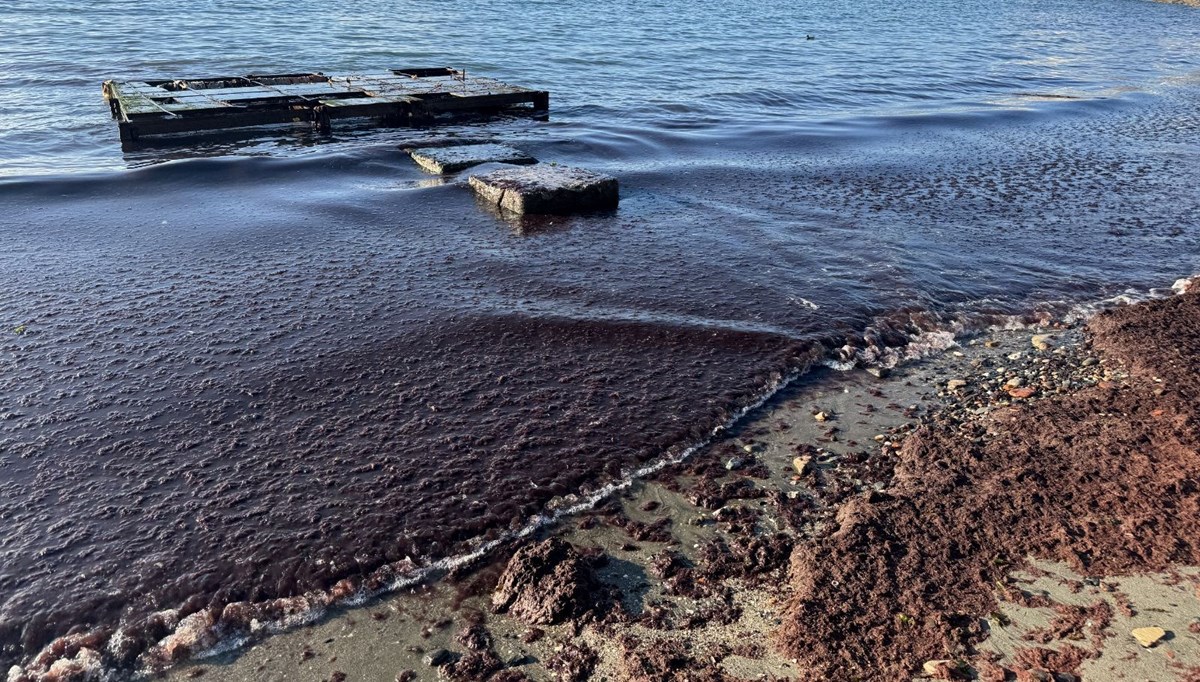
(102, 68, 549, 142)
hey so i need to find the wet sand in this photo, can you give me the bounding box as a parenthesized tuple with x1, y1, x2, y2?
(158, 286, 1200, 682)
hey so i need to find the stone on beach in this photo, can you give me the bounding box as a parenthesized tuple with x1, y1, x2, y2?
(1131, 626, 1166, 647)
(792, 455, 812, 476)
(422, 649, 452, 667)
(408, 143, 536, 174)
(469, 165, 619, 215)
(922, 659, 955, 677)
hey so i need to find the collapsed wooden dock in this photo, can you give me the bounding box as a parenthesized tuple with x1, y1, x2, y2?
(102, 68, 549, 142)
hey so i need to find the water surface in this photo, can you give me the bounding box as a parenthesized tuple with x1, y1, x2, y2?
(1, 0, 1199, 675)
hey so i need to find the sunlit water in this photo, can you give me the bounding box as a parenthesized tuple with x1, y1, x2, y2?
(0, 0, 1198, 675)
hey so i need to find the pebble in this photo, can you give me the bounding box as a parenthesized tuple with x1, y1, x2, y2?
(1031, 334, 1054, 351)
(1004, 377, 1023, 389)
(946, 379, 967, 390)
(1131, 626, 1166, 647)
(814, 411, 830, 422)
(866, 366, 890, 379)
(422, 649, 452, 667)
(922, 660, 953, 676)
(725, 457, 744, 471)
(1007, 386, 1036, 399)
(792, 456, 812, 476)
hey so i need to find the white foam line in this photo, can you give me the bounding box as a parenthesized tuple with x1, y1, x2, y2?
(391, 362, 805, 583)
(169, 361, 812, 674)
(26, 273, 1200, 681)
(179, 273, 1200, 672)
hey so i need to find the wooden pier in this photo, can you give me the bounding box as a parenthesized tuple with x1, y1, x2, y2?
(102, 68, 549, 142)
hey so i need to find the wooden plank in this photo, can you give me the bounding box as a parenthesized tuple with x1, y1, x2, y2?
(393, 67, 461, 78)
(348, 77, 461, 96)
(119, 108, 311, 140)
(319, 96, 417, 121)
(114, 82, 173, 95)
(166, 84, 359, 101)
(156, 101, 223, 113)
(109, 84, 180, 118)
(421, 91, 545, 113)
(318, 95, 418, 107)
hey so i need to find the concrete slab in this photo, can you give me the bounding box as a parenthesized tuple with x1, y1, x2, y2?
(468, 165, 619, 215)
(397, 136, 489, 152)
(408, 143, 536, 174)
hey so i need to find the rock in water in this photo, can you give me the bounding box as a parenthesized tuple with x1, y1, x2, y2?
(408, 143, 536, 174)
(492, 538, 603, 624)
(469, 165, 619, 215)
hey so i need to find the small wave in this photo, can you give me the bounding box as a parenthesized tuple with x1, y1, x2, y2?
(147, 348, 818, 679)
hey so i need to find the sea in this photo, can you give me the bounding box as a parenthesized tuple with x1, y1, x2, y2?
(1, 0, 1198, 676)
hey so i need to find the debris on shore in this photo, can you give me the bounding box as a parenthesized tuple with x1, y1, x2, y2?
(777, 286, 1200, 680)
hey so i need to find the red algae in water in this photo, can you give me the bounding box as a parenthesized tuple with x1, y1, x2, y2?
(0, 312, 805, 675)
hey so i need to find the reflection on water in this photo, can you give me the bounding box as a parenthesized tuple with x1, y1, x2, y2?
(0, 0, 1198, 174)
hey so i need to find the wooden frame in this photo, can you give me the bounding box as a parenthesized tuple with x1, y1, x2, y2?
(102, 68, 550, 142)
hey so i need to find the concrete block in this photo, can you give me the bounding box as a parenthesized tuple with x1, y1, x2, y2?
(469, 165, 619, 216)
(408, 143, 536, 174)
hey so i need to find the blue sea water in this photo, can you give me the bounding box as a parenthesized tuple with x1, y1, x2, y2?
(0, 0, 1198, 174)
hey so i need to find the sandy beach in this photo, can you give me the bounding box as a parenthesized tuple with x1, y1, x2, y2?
(149, 283, 1200, 682)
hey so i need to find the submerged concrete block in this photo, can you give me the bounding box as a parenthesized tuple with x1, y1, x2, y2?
(469, 165, 619, 215)
(408, 143, 536, 174)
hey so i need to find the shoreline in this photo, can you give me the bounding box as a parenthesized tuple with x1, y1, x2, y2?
(156, 283, 1200, 682)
